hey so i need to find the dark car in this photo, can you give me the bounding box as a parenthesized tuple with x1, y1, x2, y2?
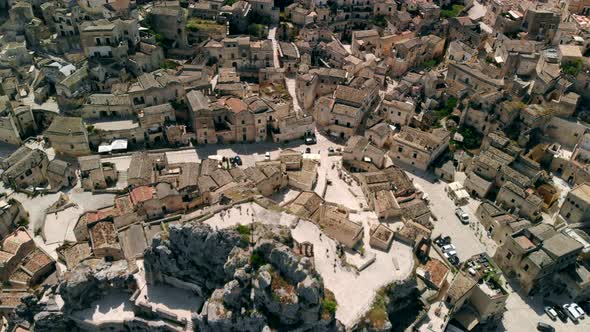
(434, 237, 444, 247)
(553, 305, 568, 323)
(537, 322, 555, 332)
(442, 236, 452, 245)
(233, 156, 242, 165)
(449, 256, 460, 266)
(305, 147, 311, 153)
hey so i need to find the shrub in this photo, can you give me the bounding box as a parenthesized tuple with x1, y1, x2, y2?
(250, 251, 266, 269)
(236, 224, 250, 235)
(17, 217, 29, 228)
(322, 299, 338, 314)
(561, 59, 583, 76)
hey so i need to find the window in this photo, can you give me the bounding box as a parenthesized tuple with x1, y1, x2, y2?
(258, 119, 261, 124)
(412, 152, 417, 158)
(398, 147, 403, 153)
(523, 264, 529, 271)
(70, 144, 74, 149)
(506, 252, 512, 260)
(241, 120, 245, 125)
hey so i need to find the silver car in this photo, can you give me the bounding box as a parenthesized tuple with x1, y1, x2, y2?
(455, 208, 470, 224)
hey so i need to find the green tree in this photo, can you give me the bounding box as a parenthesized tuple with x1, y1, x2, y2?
(561, 59, 583, 76)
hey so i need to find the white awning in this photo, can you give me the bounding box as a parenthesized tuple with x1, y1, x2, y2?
(111, 139, 128, 151)
(98, 145, 112, 153)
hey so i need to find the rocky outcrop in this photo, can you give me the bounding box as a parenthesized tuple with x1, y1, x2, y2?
(354, 277, 422, 332)
(189, 226, 341, 332)
(59, 260, 135, 311)
(144, 223, 241, 290)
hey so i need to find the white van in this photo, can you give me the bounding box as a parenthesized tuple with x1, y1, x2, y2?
(564, 304, 580, 322)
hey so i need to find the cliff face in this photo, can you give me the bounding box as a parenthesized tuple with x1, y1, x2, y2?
(143, 223, 242, 290)
(59, 259, 136, 311)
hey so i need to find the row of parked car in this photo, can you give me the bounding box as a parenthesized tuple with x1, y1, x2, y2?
(542, 302, 587, 330)
(434, 236, 460, 266)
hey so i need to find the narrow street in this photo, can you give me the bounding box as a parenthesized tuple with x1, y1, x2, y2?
(267, 26, 280, 69)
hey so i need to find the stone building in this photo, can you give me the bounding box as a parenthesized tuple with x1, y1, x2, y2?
(495, 182, 543, 222)
(0, 99, 37, 145)
(493, 223, 583, 295)
(389, 127, 450, 171)
(1, 147, 49, 189)
(44, 116, 91, 157)
(46, 159, 77, 191)
(559, 183, 590, 226)
(149, 2, 188, 49)
(204, 36, 274, 78)
(79, 18, 139, 59)
(0, 198, 27, 239)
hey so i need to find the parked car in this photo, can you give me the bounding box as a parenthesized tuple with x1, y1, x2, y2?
(537, 322, 555, 332)
(571, 303, 586, 319)
(564, 304, 580, 322)
(442, 236, 451, 245)
(305, 137, 316, 145)
(441, 244, 456, 252)
(233, 155, 242, 166)
(553, 305, 568, 322)
(544, 306, 558, 321)
(443, 250, 457, 258)
(265, 152, 271, 160)
(305, 147, 311, 154)
(448, 256, 460, 266)
(328, 147, 335, 153)
(434, 237, 444, 247)
(455, 208, 470, 224)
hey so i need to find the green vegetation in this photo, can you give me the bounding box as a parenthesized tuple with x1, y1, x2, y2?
(248, 11, 272, 26)
(160, 60, 178, 70)
(186, 18, 226, 35)
(321, 289, 338, 320)
(422, 58, 441, 70)
(154, 33, 165, 47)
(561, 59, 583, 76)
(17, 217, 29, 228)
(441, 4, 465, 18)
(371, 15, 387, 28)
(435, 97, 458, 121)
(270, 270, 297, 303)
(248, 23, 267, 38)
(321, 299, 338, 315)
(456, 125, 483, 150)
(365, 288, 389, 329)
(250, 251, 266, 269)
(236, 224, 251, 235)
(223, 0, 237, 5)
(170, 99, 186, 111)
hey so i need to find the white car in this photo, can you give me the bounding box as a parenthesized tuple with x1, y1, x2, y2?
(443, 250, 457, 258)
(265, 152, 271, 160)
(441, 244, 456, 252)
(455, 208, 470, 224)
(571, 303, 586, 319)
(564, 304, 580, 322)
(544, 306, 558, 321)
